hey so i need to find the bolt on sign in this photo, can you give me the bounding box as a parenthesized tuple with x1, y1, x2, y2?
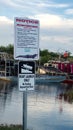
(14, 17, 39, 61)
(18, 61, 35, 91)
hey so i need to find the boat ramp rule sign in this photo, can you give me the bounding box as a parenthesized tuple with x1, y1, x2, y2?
(18, 61, 35, 91)
(14, 17, 39, 61)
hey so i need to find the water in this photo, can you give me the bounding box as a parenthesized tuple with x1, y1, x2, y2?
(0, 80, 73, 130)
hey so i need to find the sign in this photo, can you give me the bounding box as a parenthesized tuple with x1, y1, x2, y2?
(14, 17, 39, 61)
(18, 61, 35, 91)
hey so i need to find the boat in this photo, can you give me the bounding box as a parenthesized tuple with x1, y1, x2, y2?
(35, 65, 66, 83)
(63, 79, 73, 84)
(0, 76, 18, 82)
(0, 53, 66, 83)
(35, 74, 66, 83)
(0, 76, 11, 82)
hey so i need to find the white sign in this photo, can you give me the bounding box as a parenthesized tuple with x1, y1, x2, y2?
(14, 17, 39, 61)
(18, 61, 35, 91)
(19, 74, 35, 91)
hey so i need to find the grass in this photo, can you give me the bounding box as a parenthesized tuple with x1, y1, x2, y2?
(0, 125, 22, 130)
(0, 125, 30, 130)
(63, 91, 73, 103)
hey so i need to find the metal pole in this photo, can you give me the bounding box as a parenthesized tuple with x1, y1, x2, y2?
(23, 91, 27, 130)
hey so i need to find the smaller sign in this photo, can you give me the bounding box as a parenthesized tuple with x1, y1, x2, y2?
(18, 61, 35, 91)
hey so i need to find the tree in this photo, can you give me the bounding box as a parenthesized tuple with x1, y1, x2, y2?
(0, 46, 6, 52)
(6, 44, 14, 55)
(0, 44, 14, 55)
(40, 49, 49, 56)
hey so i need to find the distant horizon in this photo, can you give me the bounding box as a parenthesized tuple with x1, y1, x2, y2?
(0, 44, 73, 57)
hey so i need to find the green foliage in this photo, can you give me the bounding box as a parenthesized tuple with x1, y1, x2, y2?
(40, 49, 73, 65)
(49, 52, 58, 58)
(40, 49, 59, 65)
(40, 49, 48, 56)
(40, 56, 47, 65)
(0, 44, 73, 64)
(6, 44, 14, 55)
(0, 46, 6, 52)
(0, 44, 14, 55)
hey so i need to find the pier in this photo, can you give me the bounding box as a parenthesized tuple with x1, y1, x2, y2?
(0, 52, 18, 81)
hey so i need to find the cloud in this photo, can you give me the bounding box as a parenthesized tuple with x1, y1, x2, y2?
(65, 9, 73, 14)
(33, 13, 73, 53)
(38, 3, 69, 8)
(0, 16, 13, 46)
(40, 35, 73, 54)
(34, 14, 73, 29)
(0, 14, 73, 55)
(0, 0, 28, 9)
(0, 16, 13, 24)
(0, 0, 69, 9)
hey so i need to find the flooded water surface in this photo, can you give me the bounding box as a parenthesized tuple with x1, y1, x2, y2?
(0, 80, 73, 130)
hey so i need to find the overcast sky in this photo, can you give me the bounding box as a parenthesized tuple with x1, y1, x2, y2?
(0, 0, 73, 55)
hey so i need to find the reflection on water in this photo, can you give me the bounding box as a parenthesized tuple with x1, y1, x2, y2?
(0, 81, 73, 130)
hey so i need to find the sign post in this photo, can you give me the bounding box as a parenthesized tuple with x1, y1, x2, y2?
(18, 61, 35, 130)
(14, 17, 39, 130)
(23, 91, 27, 130)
